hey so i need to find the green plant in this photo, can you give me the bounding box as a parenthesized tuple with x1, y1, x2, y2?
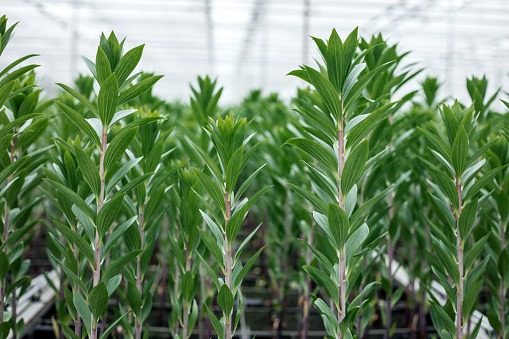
(286, 27, 396, 338)
(193, 113, 270, 339)
(0, 15, 49, 339)
(481, 99, 509, 339)
(116, 108, 172, 339)
(167, 169, 202, 339)
(44, 31, 162, 339)
(419, 101, 505, 339)
(357, 33, 421, 339)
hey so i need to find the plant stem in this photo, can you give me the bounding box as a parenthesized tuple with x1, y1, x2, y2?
(224, 191, 232, 339)
(91, 125, 108, 339)
(135, 203, 146, 339)
(337, 106, 345, 339)
(456, 177, 463, 339)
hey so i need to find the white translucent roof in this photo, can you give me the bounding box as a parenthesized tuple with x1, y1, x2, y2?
(3, 0, 509, 107)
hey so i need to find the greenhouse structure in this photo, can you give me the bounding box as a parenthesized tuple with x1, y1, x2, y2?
(0, 0, 509, 338)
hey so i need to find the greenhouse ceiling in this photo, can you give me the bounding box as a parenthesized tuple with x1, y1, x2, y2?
(3, 0, 509, 105)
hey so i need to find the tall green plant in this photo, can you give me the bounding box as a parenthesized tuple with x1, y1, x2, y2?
(42, 136, 89, 338)
(481, 99, 509, 339)
(44, 32, 162, 339)
(193, 113, 270, 339)
(419, 101, 504, 339)
(286, 27, 396, 338)
(358, 33, 420, 339)
(116, 108, 171, 339)
(0, 15, 48, 339)
(167, 170, 202, 339)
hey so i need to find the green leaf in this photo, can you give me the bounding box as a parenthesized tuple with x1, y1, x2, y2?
(55, 101, 101, 146)
(0, 81, 15, 108)
(342, 140, 368, 195)
(197, 228, 223, 270)
(116, 172, 153, 196)
(469, 317, 483, 339)
(464, 233, 489, 274)
(344, 61, 395, 116)
(417, 127, 453, 163)
(234, 223, 261, 264)
(0, 113, 43, 140)
(114, 44, 144, 86)
(429, 167, 459, 210)
(439, 104, 460, 145)
(73, 292, 92, 336)
(218, 284, 234, 317)
(96, 47, 112, 85)
(304, 66, 342, 121)
(458, 199, 477, 240)
(314, 298, 339, 337)
(234, 164, 266, 205)
(284, 138, 337, 176)
(346, 102, 397, 150)
(349, 281, 381, 311)
(104, 127, 138, 171)
(97, 193, 125, 239)
(192, 142, 223, 185)
(117, 75, 163, 106)
(328, 203, 348, 251)
(430, 301, 456, 336)
(74, 145, 101, 197)
(53, 219, 94, 266)
(350, 186, 392, 229)
(0, 54, 38, 79)
(106, 157, 142, 195)
(0, 323, 9, 339)
(127, 281, 142, 313)
(56, 83, 98, 117)
(105, 274, 122, 296)
(345, 223, 368, 265)
(299, 239, 334, 277)
(205, 304, 224, 338)
(59, 323, 81, 339)
(233, 246, 265, 292)
(0, 64, 39, 88)
(89, 282, 108, 319)
(97, 73, 118, 125)
(465, 165, 506, 201)
(0, 251, 9, 280)
(287, 183, 328, 215)
(103, 216, 137, 256)
(102, 250, 143, 282)
(43, 179, 94, 218)
(226, 186, 271, 243)
(451, 126, 468, 177)
(193, 169, 225, 213)
(463, 280, 483, 318)
(100, 311, 130, 339)
(182, 271, 195, 305)
(195, 252, 221, 291)
(326, 28, 344, 92)
(303, 265, 339, 305)
(343, 63, 365, 99)
(433, 243, 460, 286)
(225, 146, 244, 195)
